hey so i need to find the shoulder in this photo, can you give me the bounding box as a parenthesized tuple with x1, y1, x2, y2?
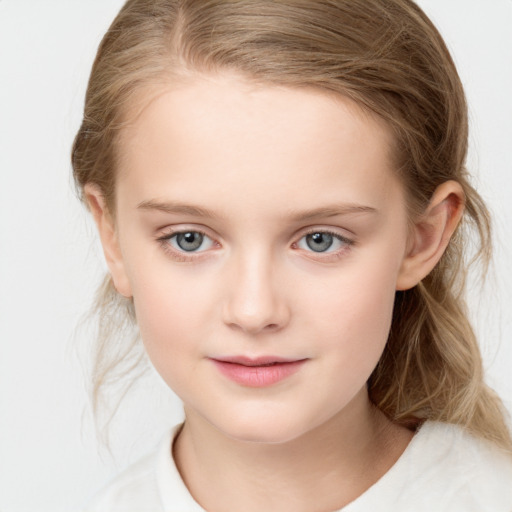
(345, 420, 512, 512)
(83, 444, 164, 512)
(400, 421, 512, 510)
(418, 421, 512, 475)
(83, 424, 204, 512)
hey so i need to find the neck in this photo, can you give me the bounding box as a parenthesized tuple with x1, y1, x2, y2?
(173, 391, 413, 512)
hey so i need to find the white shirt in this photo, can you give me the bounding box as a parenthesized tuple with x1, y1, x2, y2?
(84, 421, 512, 511)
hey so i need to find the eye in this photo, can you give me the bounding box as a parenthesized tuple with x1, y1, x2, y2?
(296, 231, 352, 253)
(163, 230, 215, 253)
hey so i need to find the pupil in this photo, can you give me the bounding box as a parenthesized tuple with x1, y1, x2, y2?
(306, 233, 333, 252)
(177, 232, 203, 251)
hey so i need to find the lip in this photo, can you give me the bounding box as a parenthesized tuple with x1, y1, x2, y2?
(210, 356, 308, 387)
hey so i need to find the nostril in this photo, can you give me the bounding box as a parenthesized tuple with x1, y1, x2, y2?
(227, 322, 280, 334)
(221, 274, 291, 334)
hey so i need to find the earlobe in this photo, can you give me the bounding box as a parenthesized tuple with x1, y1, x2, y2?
(84, 184, 133, 298)
(396, 180, 465, 291)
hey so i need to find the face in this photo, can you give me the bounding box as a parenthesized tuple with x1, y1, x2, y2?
(110, 73, 411, 443)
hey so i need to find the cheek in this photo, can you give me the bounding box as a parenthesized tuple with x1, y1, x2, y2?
(310, 251, 401, 364)
(132, 283, 208, 396)
(132, 274, 203, 341)
(122, 231, 206, 331)
(125, 253, 210, 377)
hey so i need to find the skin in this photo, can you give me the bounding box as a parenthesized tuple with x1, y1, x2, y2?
(87, 72, 464, 511)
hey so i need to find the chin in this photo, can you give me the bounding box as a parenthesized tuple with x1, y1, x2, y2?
(223, 425, 304, 445)
(209, 410, 319, 445)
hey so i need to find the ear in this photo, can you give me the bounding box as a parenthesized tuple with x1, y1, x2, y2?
(396, 180, 465, 291)
(84, 184, 133, 298)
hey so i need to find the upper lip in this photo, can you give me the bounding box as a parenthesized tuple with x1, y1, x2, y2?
(211, 356, 307, 366)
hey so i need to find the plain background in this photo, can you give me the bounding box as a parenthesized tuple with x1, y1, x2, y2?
(1, 1, 511, 510)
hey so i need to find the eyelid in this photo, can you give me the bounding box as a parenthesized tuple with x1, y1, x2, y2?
(156, 226, 220, 261)
(155, 225, 355, 262)
(156, 224, 219, 241)
(292, 227, 355, 259)
(296, 226, 354, 244)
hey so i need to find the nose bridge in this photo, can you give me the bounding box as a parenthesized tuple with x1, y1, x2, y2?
(222, 244, 289, 334)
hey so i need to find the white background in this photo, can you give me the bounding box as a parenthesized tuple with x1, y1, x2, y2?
(0, 1, 511, 510)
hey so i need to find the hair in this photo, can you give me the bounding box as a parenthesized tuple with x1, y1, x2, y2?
(72, 0, 512, 451)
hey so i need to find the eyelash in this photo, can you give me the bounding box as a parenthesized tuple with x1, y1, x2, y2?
(156, 228, 215, 262)
(156, 228, 354, 262)
(295, 229, 354, 261)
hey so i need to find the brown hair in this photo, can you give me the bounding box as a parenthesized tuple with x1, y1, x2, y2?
(72, 0, 512, 450)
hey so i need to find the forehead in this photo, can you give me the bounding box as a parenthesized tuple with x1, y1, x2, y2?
(115, 73, 403, 219)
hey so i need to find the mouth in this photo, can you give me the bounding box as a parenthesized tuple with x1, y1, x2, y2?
(210, 356, 308, 387)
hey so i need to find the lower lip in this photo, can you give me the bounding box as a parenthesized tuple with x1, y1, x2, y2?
(211, 360, 306, 387)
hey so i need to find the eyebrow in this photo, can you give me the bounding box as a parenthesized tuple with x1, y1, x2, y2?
(137, 200, 219, 218)
(137, 200, 377, 221)
(287, 204, 378, 222)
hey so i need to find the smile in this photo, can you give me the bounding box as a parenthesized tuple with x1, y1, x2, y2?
(210, 356, 308, 387)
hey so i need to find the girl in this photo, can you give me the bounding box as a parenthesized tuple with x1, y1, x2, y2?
(73, 0, 512, 510)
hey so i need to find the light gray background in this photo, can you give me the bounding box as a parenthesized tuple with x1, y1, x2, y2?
(0, 1, 511, 510)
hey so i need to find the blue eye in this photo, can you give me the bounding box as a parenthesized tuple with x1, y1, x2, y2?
(297, 231, 351, 253)
(168, 231, 215, 252)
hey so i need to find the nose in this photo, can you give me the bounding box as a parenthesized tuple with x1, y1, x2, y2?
(221, 249, 291, 335)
